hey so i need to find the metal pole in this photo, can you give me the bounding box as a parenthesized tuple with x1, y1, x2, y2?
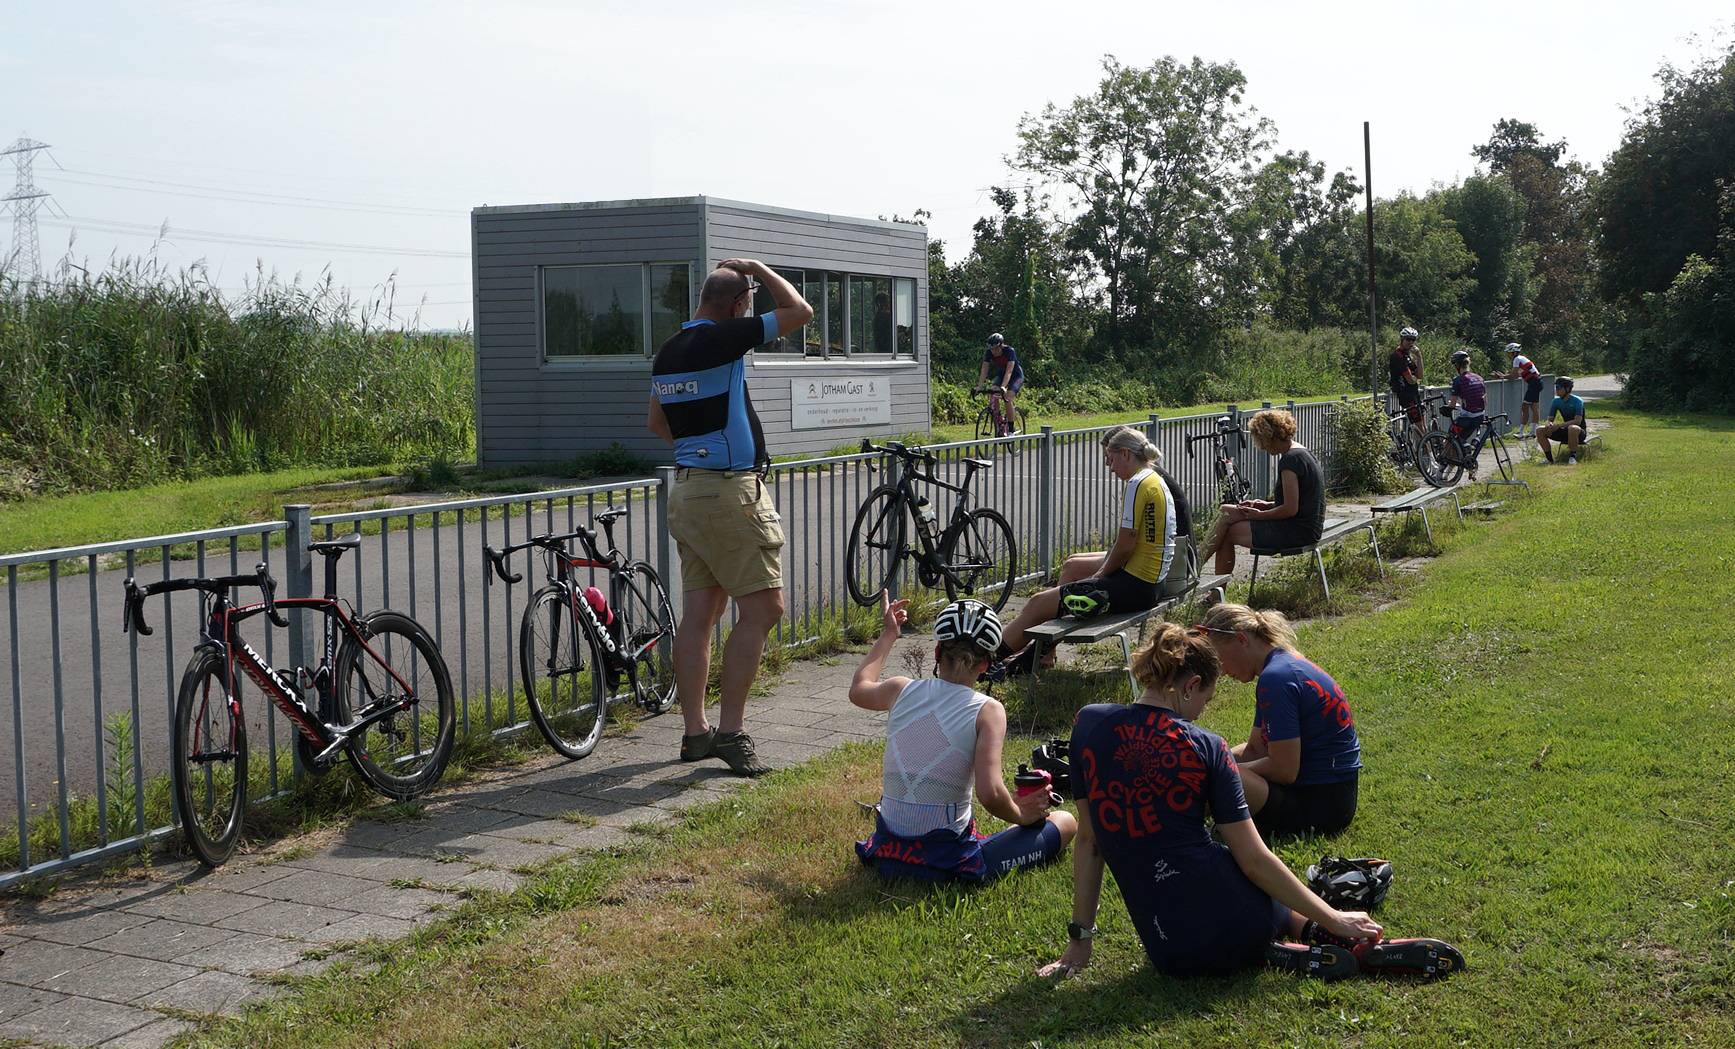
(1037, 426, 1055, 580)
(655, 466, 679, 601)
(284, 504, 313, 776)
(1364, 120, 1380, 398)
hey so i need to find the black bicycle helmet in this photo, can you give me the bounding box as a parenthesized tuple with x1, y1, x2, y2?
(1307, 855, 1393, 909)
(1555, 375, 1574, 391)
(1031, 738, 1071, 795)
(986, 332, 1005, 347)
(1449, 349, 1471, 367)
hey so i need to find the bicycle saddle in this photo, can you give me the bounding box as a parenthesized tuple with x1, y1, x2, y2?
(308, 533, 362, 557)
(963, 457, 994, 470)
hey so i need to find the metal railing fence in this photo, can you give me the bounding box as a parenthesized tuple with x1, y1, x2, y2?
(2, 382, 1539, 885)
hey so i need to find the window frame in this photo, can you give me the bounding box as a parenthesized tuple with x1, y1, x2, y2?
(537, 261, 692, 364)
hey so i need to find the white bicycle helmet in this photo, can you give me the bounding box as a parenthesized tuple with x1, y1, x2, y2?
(934, 599, 1004, 654)
(1399, 326, 1419, 341)
(1505, 342, 1522, 355)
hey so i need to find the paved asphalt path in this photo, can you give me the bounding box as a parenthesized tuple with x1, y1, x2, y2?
(1, 376, 1620, 822)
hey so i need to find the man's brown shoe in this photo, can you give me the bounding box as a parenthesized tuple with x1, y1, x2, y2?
(712, 731, 772, 778)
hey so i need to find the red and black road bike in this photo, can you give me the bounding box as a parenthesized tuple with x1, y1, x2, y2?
(484, 507, 676, 760)
(123, 535, 455, 866)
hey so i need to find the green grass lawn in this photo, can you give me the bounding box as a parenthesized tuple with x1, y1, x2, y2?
(927, 387, 1360, 444)
(179, 403, 1735, 1047)
(0, 465, 394, 555)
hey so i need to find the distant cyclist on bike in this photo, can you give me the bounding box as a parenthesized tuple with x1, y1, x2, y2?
(976, 333, 1025, 436)
(1443, 349, 1488, 480)
(1388, 327, 1425, 442)
(1499, 343, 1543, 437)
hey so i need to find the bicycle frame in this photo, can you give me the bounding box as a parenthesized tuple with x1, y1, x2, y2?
(889, 451, 979, 562)
(211, 595, 420, 763)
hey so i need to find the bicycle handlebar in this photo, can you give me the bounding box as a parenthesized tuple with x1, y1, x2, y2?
(860, 439, 936, 465)
(485, 527, 616, 586)
(122, 562, 286, 637)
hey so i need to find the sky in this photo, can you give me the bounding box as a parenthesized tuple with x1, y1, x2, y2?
(4, 0, 1729, 330)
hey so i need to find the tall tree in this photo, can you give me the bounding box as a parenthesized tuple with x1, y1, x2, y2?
(1372, 193, 1477, 342)
(1011, 55, 1270, 361)
(1441, 174, 1535, 355)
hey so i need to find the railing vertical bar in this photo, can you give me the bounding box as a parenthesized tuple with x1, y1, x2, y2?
(407, 512, 421, 754)
(47, 562, 70, 858)
(9, 565, 29, 870)
(125, 550, 145, 834)
(457, 508, 471, 734)
(503, 503, 515, 727)
(263, 529, 279, 794)
(86, 557, 107, 844)
(481, 508, 493, 730)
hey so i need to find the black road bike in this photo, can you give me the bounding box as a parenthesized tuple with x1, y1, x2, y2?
(484, 507, 676, 760)
(1186, 415, 1253, 506)
(845, 441, 1017, 612)
(1387, 392, 1448, 483)
(1419, 409, 1516, 487)
(123, 537, 455, 866)
(972, 385, 1029, 443)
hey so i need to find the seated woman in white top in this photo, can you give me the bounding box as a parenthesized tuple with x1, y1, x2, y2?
(850, 594, 1077, 881)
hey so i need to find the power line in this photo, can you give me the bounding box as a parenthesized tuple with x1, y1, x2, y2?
(43, 167, 460, 217)
(41, 214, 468, 258)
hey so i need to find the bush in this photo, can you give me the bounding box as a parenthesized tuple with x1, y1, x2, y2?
(1326, 398, 1405, 496)
(572, 442, 653, 479)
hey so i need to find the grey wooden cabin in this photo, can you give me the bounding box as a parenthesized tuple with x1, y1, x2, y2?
(469, 196, 931, 467)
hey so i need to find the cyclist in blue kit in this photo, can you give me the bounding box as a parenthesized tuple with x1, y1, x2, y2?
(1194, 603, 1360, 839)
(976, 333, 1025, 433)
(647, 258, 812, 777)
(1038, 623, 1461, 981)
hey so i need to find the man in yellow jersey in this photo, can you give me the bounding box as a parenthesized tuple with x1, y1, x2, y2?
(989, 427, 1180, 671)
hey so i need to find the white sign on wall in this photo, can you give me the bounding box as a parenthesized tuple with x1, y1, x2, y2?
(790, 377, 892, 430)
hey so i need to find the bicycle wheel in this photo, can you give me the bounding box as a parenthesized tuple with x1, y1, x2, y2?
(846, 486, 906, 606)
(1488, 431, 1514, 483)
(619, 562, 677, 715)
(973, 406, 994, 444)
(519, 586, 608, 759)
(171, 647, 247, 867)
(943, 508, 1016, 612)
(335, 610, 456, 798)
(1418, 433, 1465, 487)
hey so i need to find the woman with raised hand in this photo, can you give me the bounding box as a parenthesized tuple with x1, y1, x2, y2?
(1199, 409, 1324, 575)
(850, 593, 1076, 882)
(1038, 623, 1462, 982)
(1193, 602, 1360, 839)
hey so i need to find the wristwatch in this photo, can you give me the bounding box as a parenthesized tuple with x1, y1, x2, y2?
(1067, 921, 1097, 942)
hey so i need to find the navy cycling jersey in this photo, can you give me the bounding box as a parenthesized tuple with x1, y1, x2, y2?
(1451, 371, 1487, 413)
(984, 345, 1024, 385)
(1071, 703, 1286, 975)
(651, 314, 778, 470)
(1254, 650, 1361, 785)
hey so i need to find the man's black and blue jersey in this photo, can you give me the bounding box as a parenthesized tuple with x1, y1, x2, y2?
(651, 314, 778, 470)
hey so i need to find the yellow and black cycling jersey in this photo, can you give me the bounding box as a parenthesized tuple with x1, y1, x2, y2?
(1120, 467, 1176, 583)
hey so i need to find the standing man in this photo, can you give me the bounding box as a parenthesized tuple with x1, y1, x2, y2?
(647, 260, 813, 776)
(1388, 327, 1425, 444)
(1499, 343, 1543, 436)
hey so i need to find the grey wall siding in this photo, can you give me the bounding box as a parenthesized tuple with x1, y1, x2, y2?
(472, 197, 932, 466)
(471, 202, 703, 465)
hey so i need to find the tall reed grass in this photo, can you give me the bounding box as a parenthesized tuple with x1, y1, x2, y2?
(0, 258, 473, 498)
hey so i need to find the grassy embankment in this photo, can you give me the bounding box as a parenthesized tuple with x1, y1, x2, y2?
(180, 403, 1735, 1048)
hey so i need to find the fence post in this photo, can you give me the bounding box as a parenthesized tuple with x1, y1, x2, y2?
(283, 504, 314, 777)
(1037, 426, 1055, 581)
(654, 467, 679, 600)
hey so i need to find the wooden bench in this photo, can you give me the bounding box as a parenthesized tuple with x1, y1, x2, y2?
(1246, 516, 1384, 605)
(1369, 484, 1463, 543)
(1023, 571, 1232, 698)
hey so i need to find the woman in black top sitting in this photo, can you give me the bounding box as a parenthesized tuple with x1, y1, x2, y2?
(1199, 409, 1325, 575)
(1037, 623, 1462, 982)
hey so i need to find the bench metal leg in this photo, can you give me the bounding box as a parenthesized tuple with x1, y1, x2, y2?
(1420, 506, 1433, 543)
(1313, 549, 1331, 601)
(1120, 631, 1137, 702)
(1365, 523, 1385, 578)
(1027, 637, 1044, 692)
(1248, 554, 1262, 604)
